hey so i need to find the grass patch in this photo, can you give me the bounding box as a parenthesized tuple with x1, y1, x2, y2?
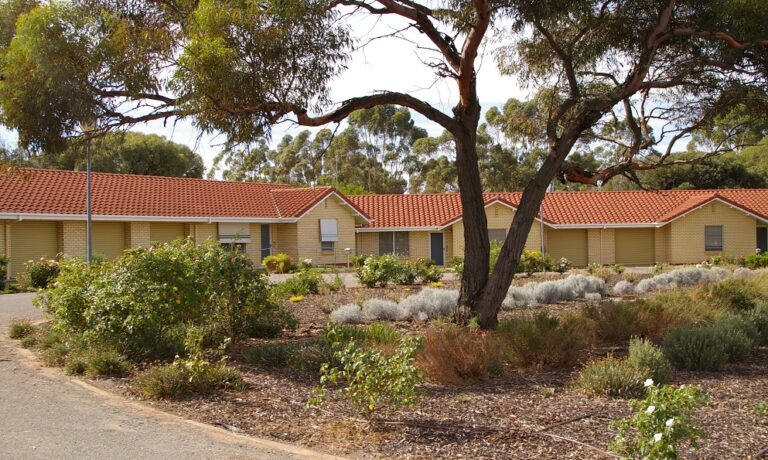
(497, 312, 593, 368)
(135, 360, 245, 399)
(583, 302, 645, 344)
(241, 340, 333, 373)
(416, 324, 503, 385)
(576, 356, 645, 397)
(8, 319, 34, 339)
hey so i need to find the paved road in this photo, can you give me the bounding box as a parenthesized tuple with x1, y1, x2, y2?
(0, 293, 339, 460)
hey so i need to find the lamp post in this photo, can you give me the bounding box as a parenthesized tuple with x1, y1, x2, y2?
(86, 139, 93, 265)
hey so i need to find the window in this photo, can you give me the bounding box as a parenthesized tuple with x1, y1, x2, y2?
(321, 241, 335, 252)
(218, 222, 251, 243)
(378, 232, 409, 256)
(320, 219, 338, 242)
(705, 225, 724, 251)
(488, 228, 507, 243)
(221, 242, 246, 252)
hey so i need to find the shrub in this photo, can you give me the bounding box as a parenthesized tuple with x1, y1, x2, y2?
(497, 312, 592, 367)
(0, 255, 7, 290)
(413, 258, 443, 283)
(576, 356, 644, 397)
(663, 326, 728, 371)
(698, 277, 765, 311)
(626, 338, 672, 385)
(745, 303, 768, 345)
(24, 257, 60, 288)
(20, 334, 38, 348)
(518, 249, 549, 275)
(8, 319, 34, 339)
(261, 253, 294, 274)
(638, 290, 726, 339)
(611, 382, 708, 460)
(361, 298, 406, 321)
(135, 356, 245, 398)
(83, 349, 132, 377)
(550, 257, 571, 274)
(613, 280, 634, 296)
(355, 255, 402, 288)
(651, 262, 667, 274)
(710, 317, 755, 362)
(530, 274, 605, 304)
(324, 274, 344, 293)
(611, 264, 626, 274)
(271, 268, 323, 298)
(448, 256, 464, 275)
(242, 340, 332, 373)
(37, 239, 290, 362)
(394, 261, 418, 285)
(417, 324, 503, 385)
(744, 253, 768, 269)
(363, 322, 403, 347)
(350, 254, 370, 268)
(634, 267, 729, 295)
(584, 302, 645, 344)
(310, 336, 423, 414)
(329, 303, 363, 324)
(399, 288, 458, 321)
(42, 342, 70, 367)
(64, 355, 89, 375)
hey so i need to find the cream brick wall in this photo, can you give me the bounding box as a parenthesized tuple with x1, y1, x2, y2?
(7, 221, 59, 278)
(295, 195, 356, 265)
(444, 228, 454, 262)
(125, 221, 151, 248)
(668, 201, 757, 264)
(451, 203, 543, 258)
(546, 228, 589, 266)
(587, 229, 601, 264)
(244, 223, 263, 265)
(409, 232, 430, 260)
(272, 223, 299, 262)
(93, 222, 126, 261)
(614, 228, 655, 265)
(61, 221, 87, 258)
(0, 221, 6, 257)
(357, 232, 378, 256)
(149, 222, 186, 243)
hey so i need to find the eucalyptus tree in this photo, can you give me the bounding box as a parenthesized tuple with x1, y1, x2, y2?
(1, 0, 766, 327)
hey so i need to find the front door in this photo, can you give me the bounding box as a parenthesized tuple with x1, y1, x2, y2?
(758, 227, 768, 253)
(430, 233, 444, 266)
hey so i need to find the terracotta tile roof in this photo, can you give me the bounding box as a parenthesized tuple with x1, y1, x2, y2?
(0, 168, 343, 220)
(349, 189, 768, 228)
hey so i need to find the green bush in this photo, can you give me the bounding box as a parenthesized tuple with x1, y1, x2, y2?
(497, 312, 592, 367)
(395, 261, 418, 285)
(350, 254, 370, 268)
(37, 239, 293, 362)
(64, 355, 89, 375)
(576, 356, 645, 397)
(0, 255, 7, 290)
(24, 257, 60, 289)
(355, 255, 402, 288)
(42, 342, 70, 367)
(699, 277, 765, 311)
(611, 264, 626, 274)
(550, 256, 571, 274)
(516, 249, 552, 275)
(745, 303, 768, 345)
(242, 340, 332, 373)
(310, 336, 423, 414)
(710, 317, 755, 362)
(583, 302, 645, 344)
(8, 319, 34, 339)
(20, 334, 38, 348)
(324, 274, 344, 293)
(663, 326, 728, 371)
(611, 382, 708, 459)
(448, 256, 464, 275)
(135, 356, 245, 398)
(626, 338, 672, 385)
(271, 268, 323, 298)
(83, 349, 132, 377)
(261, 253, 294, 274)
(744, 253, 768, 269)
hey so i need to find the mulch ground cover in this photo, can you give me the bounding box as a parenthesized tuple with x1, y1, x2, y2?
(87, 276, 768, 459)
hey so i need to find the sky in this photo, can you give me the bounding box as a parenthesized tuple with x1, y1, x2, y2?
(1, 13, 529, 173)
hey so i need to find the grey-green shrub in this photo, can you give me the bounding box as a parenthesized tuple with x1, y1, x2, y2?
(242, 340, 332, 373)
(576, 356, 644, 397)
(663, 326, 728, 371)
(135, 358, 245, 398)
(84, 350, 132, 377)
(711, 317, 755, 362)
(583, 302, 645, 344)
(626, 338, 672, 385)
(330, 303, 363, 324)
(745, 303, 768, 345)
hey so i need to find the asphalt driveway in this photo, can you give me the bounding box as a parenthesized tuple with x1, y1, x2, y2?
(0, 292, 339, 460)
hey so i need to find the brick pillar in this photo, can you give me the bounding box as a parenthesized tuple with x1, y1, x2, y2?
(125, 222, 151, 249)
(61, 221, 87, 258)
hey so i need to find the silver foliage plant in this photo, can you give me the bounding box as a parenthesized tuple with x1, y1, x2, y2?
(502, 274, 606, 309)
(330, 288, 459, 323)
(633, 267, 729, 294)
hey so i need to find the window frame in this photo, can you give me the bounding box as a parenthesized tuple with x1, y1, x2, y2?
(321, 240, 335, 252)
(704, 225, 724, 252)
(487, 228, 507, 243)
(378, 231, 409, 256)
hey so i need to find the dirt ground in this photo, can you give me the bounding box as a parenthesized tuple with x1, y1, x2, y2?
(85, 276, 768, 460)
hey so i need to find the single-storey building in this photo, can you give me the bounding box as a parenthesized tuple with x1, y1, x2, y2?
(2, 168, 768, 279)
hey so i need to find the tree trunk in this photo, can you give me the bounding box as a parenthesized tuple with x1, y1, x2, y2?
(452, 96, 488, 325)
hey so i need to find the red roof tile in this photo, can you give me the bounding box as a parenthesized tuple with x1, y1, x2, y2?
(0, 169, 337, 220)
(349, 189, 768, 228)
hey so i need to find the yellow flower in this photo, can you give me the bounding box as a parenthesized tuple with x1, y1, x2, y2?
(289, 295, 304, 303)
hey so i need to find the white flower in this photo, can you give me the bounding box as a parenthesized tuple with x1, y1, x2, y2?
(646, 405, 656, 414)
(666, 418, 674, 427)
(644, 378, 654, 387)
(653, 433, 663, 443)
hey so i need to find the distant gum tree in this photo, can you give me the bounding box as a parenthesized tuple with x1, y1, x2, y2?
(0, 0, 766, 327)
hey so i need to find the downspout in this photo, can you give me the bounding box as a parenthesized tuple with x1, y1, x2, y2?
(600, 227, 604, 265)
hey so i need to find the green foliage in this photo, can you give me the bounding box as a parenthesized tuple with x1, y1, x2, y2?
(576, 356, 645, 397)
(517, 249, 550, 275)
(350, 254, 369, 268)
(611, 383, 708, 460)
(550, 256, 571, 274)
(652, 262, 668, 275)
(744, 303, 768, 345)
(323, 273, 344, 293)
(416, 324, 504, 385)
(744, 253, 768, 269)
(80, 349, 132, 377)
(709, 317, 755, 362)
(241, 340, 332, 373)
(662, 326, 729, 371)
(699, 277, 766, 311)
(19, 334, 37, 348)
(448, 256, 464, 275)
(752, 402, 768, 416)
(37, 239, 291, 361)
(497, 312, 592, 367)
(626, 338, 672, 386)
(611, 264, 626, 274)
(412, 258, 443, 283)
(310, 336, 423, 414)
(261, 253, 294, 274)
(7, 318, 33, 339)
(0, 255, 7, 290)
(271, 268, 323, 298)
(583, 302, 645, 344)
(24, 257, 59, 288)
(42, 342, 70, 367)
(135, 356, 245, 399)
(354, 255, 402, 288)
(489, 240, 502, 272)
